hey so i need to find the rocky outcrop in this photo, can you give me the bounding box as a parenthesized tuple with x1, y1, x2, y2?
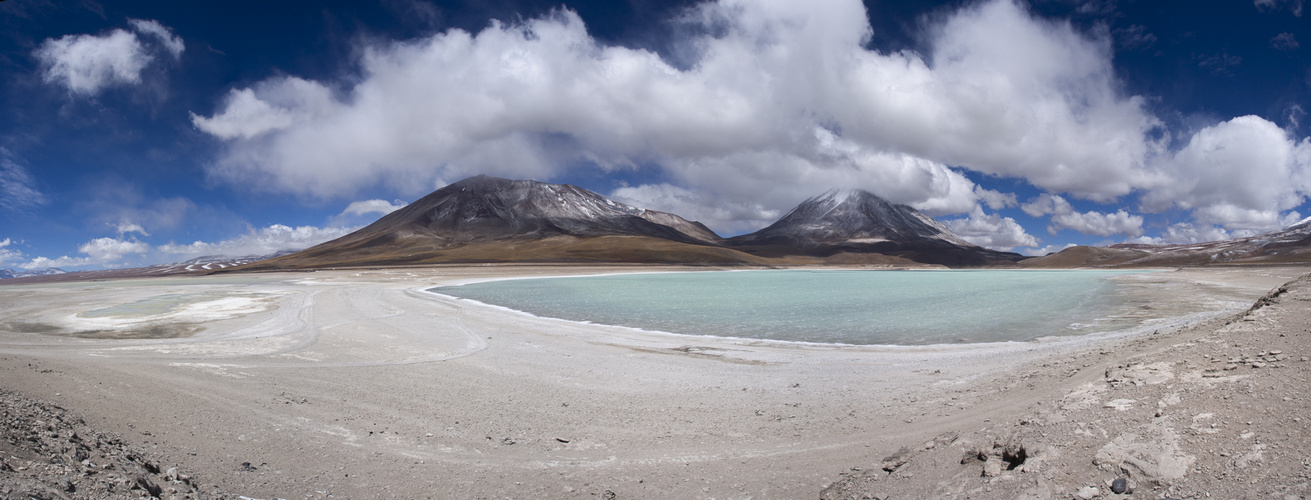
(0, 389, 233, 499)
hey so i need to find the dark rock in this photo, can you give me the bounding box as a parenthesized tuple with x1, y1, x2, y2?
(881, 446, 913, 472)
(135, 475, 163, 497)
(1111, 477, 1130, 494)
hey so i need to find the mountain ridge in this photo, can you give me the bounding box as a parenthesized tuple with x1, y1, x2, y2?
(242, 175, 1020, 270)
(246, 175, 761, 268)
(1023, 217, 1311, 268)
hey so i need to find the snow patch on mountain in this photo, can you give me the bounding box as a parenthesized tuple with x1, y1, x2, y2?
(0, 267, 66, 279)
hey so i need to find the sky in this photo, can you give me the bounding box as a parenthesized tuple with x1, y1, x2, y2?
(1, 0, 1309, 270)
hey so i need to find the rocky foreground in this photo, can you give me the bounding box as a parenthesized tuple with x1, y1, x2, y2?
(0, 388, 233, 500)
(823, 275, 1311, 499)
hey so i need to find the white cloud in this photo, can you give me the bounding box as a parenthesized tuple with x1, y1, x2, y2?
(341, 199, 407, 217)
(1019, 243, 1077, 256)
(1281, 211, 1306, 227)
(18, 237, 150, 270)
(1021, 193, 1068, 218)
(158, 224, 357, 259)
(34, 29, 151, 95)
(187, 0, 1311, 240)
(0, 238, 22, 266)
(0, 149, 45, 211)
(610, 183, 778, 236)
(192, 0, 1165, 231)
(79, 237, 149, 261)
(21, 256, 86, 270)
(34, 19, 182, 96)
(329, 199, 409, 228)
(191, 79, 334, 140)
(1255, 0, 1304, 16)
(975, 187, 1018, 210)
(1125, 223, 1234, 245)
(941, 205, 1038, 251)
(1022, 193, 1144, 237)
(114, 222, 150, 237)
(128, 18, 185, 58)
(1142, 116, 1310, 232)
(16, 222, 356, 271)
(1052, 210, 1143, 237)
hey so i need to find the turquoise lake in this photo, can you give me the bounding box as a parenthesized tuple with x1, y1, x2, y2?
(430, 270, 1144, 345)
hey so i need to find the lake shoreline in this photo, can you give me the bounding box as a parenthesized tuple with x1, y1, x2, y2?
(0, 265, 1307, 499)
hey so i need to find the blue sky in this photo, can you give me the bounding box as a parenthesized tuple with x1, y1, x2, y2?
(1, 0, 1308, 270)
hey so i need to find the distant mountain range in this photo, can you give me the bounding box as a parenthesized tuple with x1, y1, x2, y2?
(0, 267, 65, 279)
(0, 255, 278, 284)
(243, 175, 1023, 270)
(1025, 217, 1311, 268)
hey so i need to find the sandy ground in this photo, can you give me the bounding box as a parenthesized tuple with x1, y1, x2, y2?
(0, 265, 1308, 499)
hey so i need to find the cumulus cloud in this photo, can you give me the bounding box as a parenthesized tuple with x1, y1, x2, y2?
(1271, 32, 1299, 50)
(128, 18, 185, 58)
(17, 222, 356, 271)
(192, 0, 1167, 231)
(340, 199, 407, 217)
(34, 19, 181, 96)
(975, 187, 1018, 210)
(114, 222, 150, 237)
(941, 206, 1038, 251)
(0, 149, 45, 211)
(80, 237, 150, 261)
(190, 79, 331, 140)
(1022, 193, 1144, 237)
(610, 183, 779, 236)
(158, 224, 357, 259)
(1142, 116, 1311, 231)
(0, 239, 22, 265)
(1124, 223, 1235, 245)
(19, 237, 150, 270)
(1255, 0, 1304, 16)
(186, 0, 1311, 240)
(34, 29, 150, 95)
(329, 199, 409, 227)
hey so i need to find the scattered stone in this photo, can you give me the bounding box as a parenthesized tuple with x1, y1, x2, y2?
(0, 388, 226, 499)
(1077, 486, 1100, 499)
(1110, 477, 1129, 494)
(134, 475, 162, 497)
(880, 446, 912, 472)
